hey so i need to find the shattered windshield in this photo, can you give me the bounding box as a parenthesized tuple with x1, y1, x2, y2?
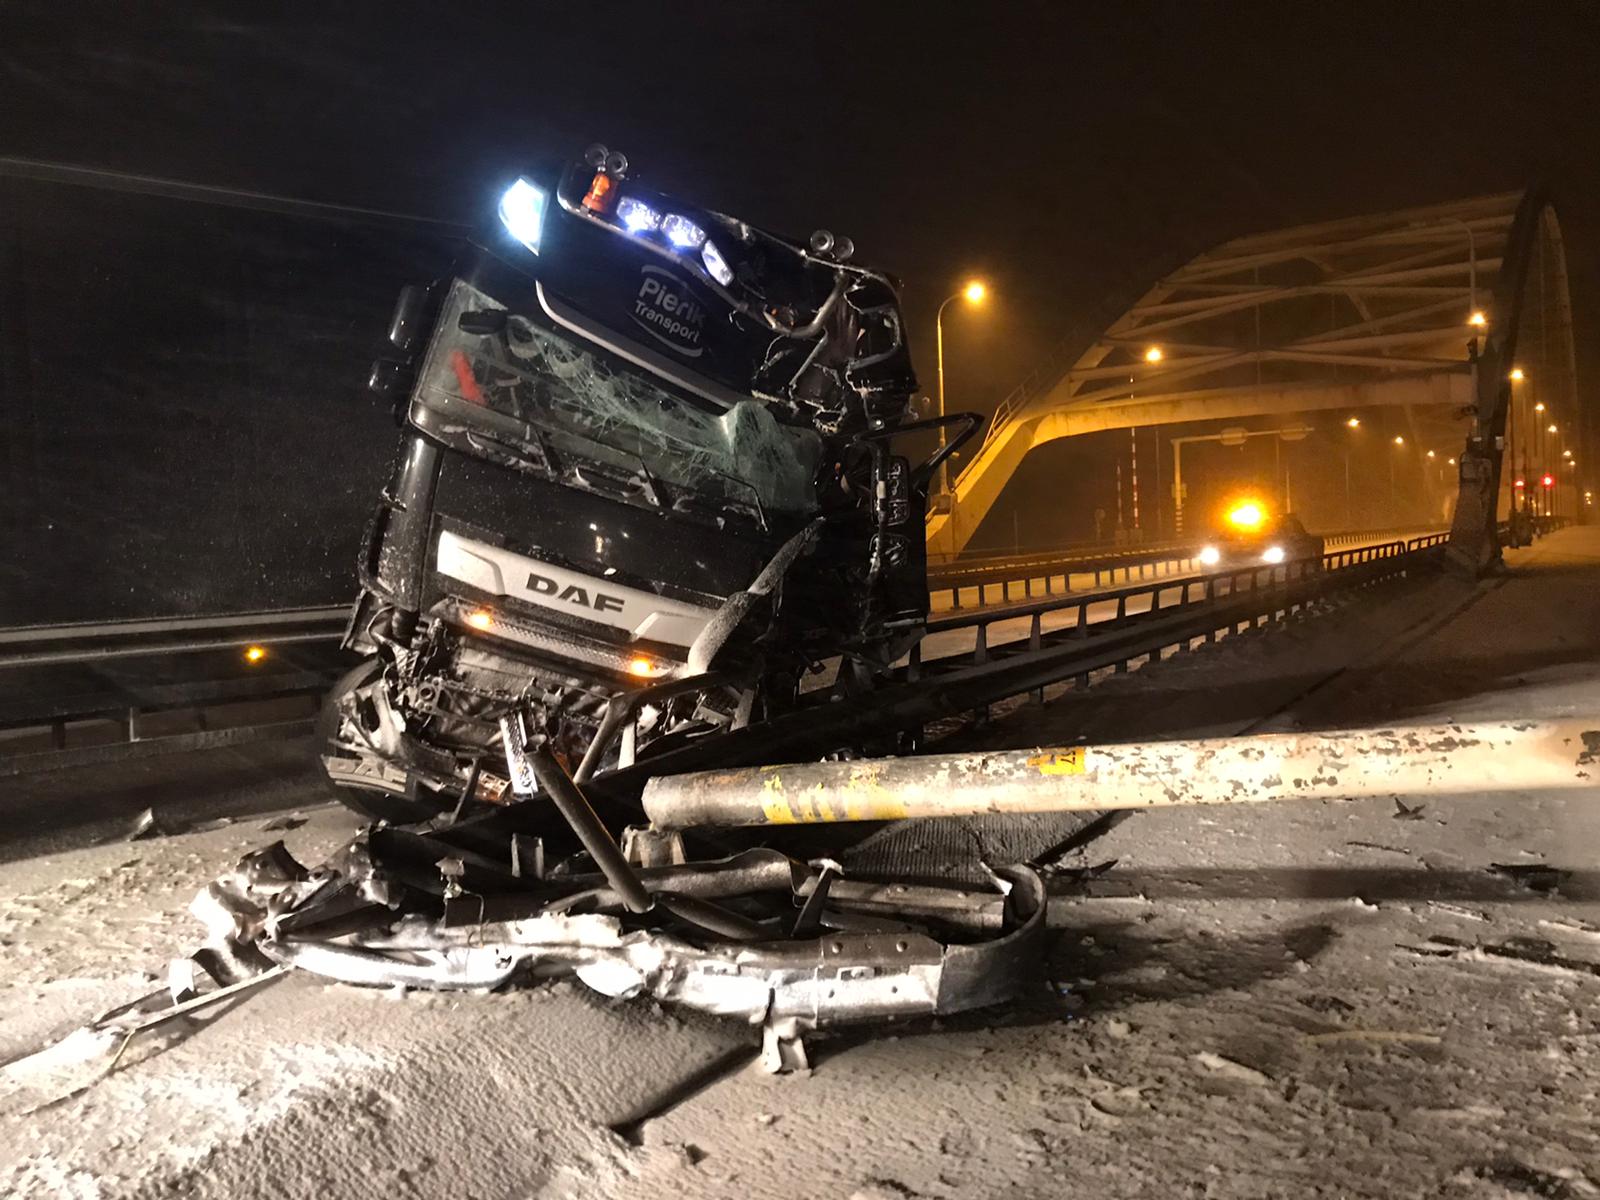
(413, 279, 821, 520)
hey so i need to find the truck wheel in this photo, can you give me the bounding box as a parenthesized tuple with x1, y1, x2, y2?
(315, 658, 447, 825)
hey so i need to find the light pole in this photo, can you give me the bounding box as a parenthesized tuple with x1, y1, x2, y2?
(1343, 416, 1361, 526)
(1390, 435, 1405, 514)
(935, 280, 988, 498)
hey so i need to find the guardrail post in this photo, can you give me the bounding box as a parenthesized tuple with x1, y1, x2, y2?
(974, 625, 989, 666)
(907, 642, 921, 683)
(1029, 613, 1044, 704)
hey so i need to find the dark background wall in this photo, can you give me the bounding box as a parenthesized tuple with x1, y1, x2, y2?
(0, 173, 461, 623)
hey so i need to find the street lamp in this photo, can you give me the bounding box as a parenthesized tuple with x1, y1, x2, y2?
(1346, 416, 1361, 429)
(935, 280, 989, 496)
(1468, 310, 1487, 328)
(1144, 345, 1164, 364)
(1393, 435, 1405, 445)
(1510, 368, 1525, 382)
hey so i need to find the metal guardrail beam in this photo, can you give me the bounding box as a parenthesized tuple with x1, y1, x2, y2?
(4, 524, 1560, 777)
(587, 533, 1458, 804)
(0, 606, 349, 668)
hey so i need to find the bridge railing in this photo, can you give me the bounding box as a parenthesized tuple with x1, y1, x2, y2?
(927, 526, 1445, 610)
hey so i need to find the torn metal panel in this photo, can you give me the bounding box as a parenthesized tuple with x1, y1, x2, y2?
(184, 825, 1046, 1071)
(641, 718, 1600, 830)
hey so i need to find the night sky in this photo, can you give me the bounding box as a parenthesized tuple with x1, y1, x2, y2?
(2, 2, 1596, 573)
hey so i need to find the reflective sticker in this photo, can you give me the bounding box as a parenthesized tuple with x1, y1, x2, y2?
(760, 774, 798, 824)
(1028, 748, 1087, 776)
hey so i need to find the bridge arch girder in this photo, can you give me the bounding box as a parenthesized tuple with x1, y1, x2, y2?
(927, 190, 1575, 558)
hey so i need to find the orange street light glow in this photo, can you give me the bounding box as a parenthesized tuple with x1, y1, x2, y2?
(1534, 401, 1546, 412)
(962, 280, 987, 304)
(1548, 424, 1559, 434)
(1426, 449, 1436, 458)
(244, 645, 267, 664)
(627, 656, 663, 677)
(1393, 435, 1405, 446)
(1468, 311, 1487, 328)
(1510, 368, 1525, 382)
(1144, 346, 1164, 363)
(1346, 417, 1361, 428)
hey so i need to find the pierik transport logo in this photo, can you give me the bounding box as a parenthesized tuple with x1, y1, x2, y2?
(631, 265, 705, 357)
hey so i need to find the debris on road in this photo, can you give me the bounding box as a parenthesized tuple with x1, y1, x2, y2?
(1403, 935, 1600, 979)
(1191, 1051, 1271, 1086)
(1488, 862, 1570, 894)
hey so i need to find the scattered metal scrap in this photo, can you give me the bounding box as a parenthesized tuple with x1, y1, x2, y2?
(41, 712, 1599, 1081)
(171, 719, 1048, 1071)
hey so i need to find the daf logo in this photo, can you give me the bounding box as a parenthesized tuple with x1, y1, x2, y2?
(528, 571, 626, 614)
(631, 265, 705, 357)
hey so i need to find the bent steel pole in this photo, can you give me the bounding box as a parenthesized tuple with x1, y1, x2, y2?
(643, 719, 1599, 830)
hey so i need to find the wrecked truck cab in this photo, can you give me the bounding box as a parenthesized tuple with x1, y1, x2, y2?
(321, 147, 969, 822)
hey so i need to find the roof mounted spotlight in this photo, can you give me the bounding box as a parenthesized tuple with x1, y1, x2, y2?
(808, 229, 854, 261)
(579, 143, 629, 215)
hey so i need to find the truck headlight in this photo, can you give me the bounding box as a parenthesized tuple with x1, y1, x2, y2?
(617, 196, 661, 234)
(701, 240, 733, 286)
(1199, 545, 1221, 566)
(499, 179, 549, 253)
(662, 213, 707, 250)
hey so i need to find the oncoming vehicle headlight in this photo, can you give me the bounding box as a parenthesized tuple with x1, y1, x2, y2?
(1261, 544, 1287, 564)
(1198, 545, 1221, 566)
(499, 178, 549, 253)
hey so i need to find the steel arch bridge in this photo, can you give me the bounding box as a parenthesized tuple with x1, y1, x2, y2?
(927, 189, 1580, 569)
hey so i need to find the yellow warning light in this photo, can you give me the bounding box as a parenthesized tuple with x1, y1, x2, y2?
(465, 609, 493, 631)
(1225, 501, 1266, 531)
(243, 645, 267, 664)
(627, 656, 665, 678)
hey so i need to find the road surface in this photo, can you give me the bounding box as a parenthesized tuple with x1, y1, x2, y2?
(2, 527, 1597, 1198)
